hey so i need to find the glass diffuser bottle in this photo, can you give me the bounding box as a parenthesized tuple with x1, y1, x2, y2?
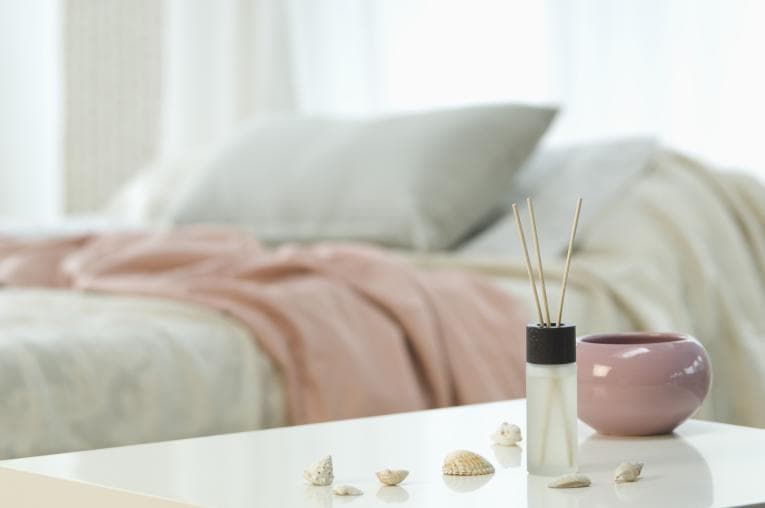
(526, 323, 577, 476)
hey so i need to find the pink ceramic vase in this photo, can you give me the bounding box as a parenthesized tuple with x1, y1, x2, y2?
(577, 332, 712, 436)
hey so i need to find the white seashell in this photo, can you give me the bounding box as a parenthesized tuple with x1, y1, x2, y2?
(376, 468, 409, 486)
(548, 473, 591, 489)
(490, 422, 522, 446)
(442, 450, 495, 476)
(333, 484, 363, 496)
(304, 455, 334, 486)
(614, 462, 644, 483)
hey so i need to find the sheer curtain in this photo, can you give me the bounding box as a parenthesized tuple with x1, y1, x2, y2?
(0, 0, 61, 221)
(63, 0, 162, 213)
(160, 0, 298, 159)
(82, 0, 765, 213)
(247, 0, 765, 176)
(5, 0, 763, 221)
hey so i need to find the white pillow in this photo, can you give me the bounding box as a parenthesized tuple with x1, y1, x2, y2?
(459, 137, 659, 257)
(114, 104, 557, 250)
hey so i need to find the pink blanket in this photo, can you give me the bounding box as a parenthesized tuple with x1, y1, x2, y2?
(0, 227, 527, 423)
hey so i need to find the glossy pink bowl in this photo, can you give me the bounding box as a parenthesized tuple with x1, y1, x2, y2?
(577, 332, 712, 436)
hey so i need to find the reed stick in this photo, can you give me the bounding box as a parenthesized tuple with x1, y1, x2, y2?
(539, 376, 555, 464)
(539, 375, 576, 467)
(512, 203, 544, 326)
(527, 198, 551, 326)
(556, 197, 583, 327)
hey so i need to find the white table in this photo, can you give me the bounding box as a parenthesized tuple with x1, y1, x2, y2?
(2, 399, 764, 507)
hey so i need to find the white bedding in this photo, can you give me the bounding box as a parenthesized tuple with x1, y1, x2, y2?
(0, 289, 285, 458)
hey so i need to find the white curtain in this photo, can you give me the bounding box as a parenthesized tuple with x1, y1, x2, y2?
(0, 0, 61, 221)
(543, 0, 765, 173)
(160, 0, 298, 158)
(5, 0, 764, 221)
(63, 0, 163, 213)
(252, 0, 765, 175)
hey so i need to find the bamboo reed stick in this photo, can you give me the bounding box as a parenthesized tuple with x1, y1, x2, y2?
(527, 198, 551, 326)
(512, 203, 544, 326)
(556, 197, 583, 327)
(539, 375, 576, 467)
(539, 376, 555, 464)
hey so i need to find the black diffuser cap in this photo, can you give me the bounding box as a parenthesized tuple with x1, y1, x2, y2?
(526, 323, 576, 365)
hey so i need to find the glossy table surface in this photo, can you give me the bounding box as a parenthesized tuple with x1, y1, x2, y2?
(3, 399, 765, 507)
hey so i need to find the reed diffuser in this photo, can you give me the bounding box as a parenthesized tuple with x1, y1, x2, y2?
(513, 197, 582, 476)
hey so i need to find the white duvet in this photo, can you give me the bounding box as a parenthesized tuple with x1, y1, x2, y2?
(0, 289, 285, 458)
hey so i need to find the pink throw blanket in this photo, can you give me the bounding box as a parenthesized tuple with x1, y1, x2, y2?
(0, 227, 527, 423)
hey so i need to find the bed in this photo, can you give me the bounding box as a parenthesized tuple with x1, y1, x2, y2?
(0, 290, 285, 458)
(1, 107, 763, 459)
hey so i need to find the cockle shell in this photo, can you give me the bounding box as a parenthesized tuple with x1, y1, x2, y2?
(442, 450, 495, 476)
(376, 469, 409, 486)
(304, 455, 333, 486)
(490, 422, 522, 446)
(333, 484, 363, 496)
(548, 473, 591, 488)
(614, 462, 644, 483)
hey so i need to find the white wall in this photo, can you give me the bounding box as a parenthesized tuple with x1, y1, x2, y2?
(0, 0, 61, 221)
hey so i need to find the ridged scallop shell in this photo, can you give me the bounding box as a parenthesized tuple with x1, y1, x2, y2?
(442, 450, 495, 476)
(304, 455, 333, 486)
(333, 484, 363, 496)
(547, 473, 591, 488)
(376, 468, 409, 486)
(490, 422, 522, 446)
(614, 462, 643, 483)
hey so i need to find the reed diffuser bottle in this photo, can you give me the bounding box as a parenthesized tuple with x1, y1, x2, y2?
(525, 323, 577, 476)
(511, 196, 583, 476)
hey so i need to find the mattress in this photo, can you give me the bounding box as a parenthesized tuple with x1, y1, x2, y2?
(0, 289, 285, 458)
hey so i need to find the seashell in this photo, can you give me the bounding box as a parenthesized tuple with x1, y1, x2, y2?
(333, 484, 363, 496)
(490, 422, 522, 446)
(442, 450, 495, 476)
(376, 468, 409, 486)
(304, 455, 333, 486)
(547, 473, 591, 488)
(614, 462, 644, 483)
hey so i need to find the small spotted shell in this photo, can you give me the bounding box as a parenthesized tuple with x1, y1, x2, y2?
(442, 450, 495, 476)
(304, 455, 333, 486)
(376, 469, 409, 486)
(490, 422, 522, 446)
